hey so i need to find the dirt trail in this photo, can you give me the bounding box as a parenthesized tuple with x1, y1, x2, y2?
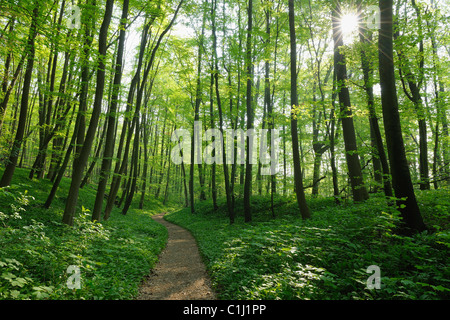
(137, 213, 216, 300)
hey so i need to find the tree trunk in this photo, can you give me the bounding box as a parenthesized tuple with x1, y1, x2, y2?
(378, 0, 426, 233)
(80, 118, 107, 189)
(357, 8, 393, 197)
(208, 71, 218, 210)
(288, 0, 311, 220)
(211, 0, 233, 222)
(243, 0, 254, 223)
(332, 1, 369, 202)
(394, 0, 429, 190)
(190, 0, 208, 213)
(139, 111, 151, 210)
(329, 82, 340, 203)
(0, 3, 39, 187)
(103, 21, 148, 221)
(62, 0, 114, 226)
(0, 19, 26, 137)
(92, 0, 129, 221)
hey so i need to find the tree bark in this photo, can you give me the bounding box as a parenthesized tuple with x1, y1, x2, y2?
(0, 3, 39, 187)
(288, 0, 311, 220)
(357, 5, 393, 197)
(378, 0, 426, 233)
(243, 0, 254, 223)
(332, 1, 369, 202)
(92, 0, 129, 221)
(62, 0, 114, 226)
(211, 0, 233, 222)
(394, 0, 429, 190)
(190, 0, 208, 214)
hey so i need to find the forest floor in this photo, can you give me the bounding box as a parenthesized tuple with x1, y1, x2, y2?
(137, 213, 216, 300)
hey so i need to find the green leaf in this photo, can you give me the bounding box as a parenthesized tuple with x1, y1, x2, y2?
(2, 272, 16, 281)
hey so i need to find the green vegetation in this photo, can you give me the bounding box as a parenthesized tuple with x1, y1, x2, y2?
(0, 0, 449, 301)
(0, 168, 170, 300)
(165, 190, 450, 300)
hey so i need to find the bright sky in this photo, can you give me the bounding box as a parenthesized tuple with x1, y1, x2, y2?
(340, 12, 360, 45)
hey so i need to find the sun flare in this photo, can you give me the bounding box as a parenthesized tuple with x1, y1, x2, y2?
(340, 12, 359, 43)
(340, 12, 359, 36)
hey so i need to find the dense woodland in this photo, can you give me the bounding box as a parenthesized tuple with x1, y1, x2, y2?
(0, 0, 449, 300)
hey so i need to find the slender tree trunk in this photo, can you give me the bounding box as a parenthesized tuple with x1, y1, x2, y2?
(103, 21, 147, 220)
(264, 2, 276, 216)
(394, 0, 429, 190)
(332, 1, 369, 202)
(75, 1, 96, 165)
(211, 0, 233, 222)
(44, 117, 79, 209)
(92, 0, 129, 221)
(62, 0, 114, 226)
(123, 0, 183, 214)
(190, 0, 208, 214)
(243, 0, 254, 223)
(163, 146, 172, 205)
(30, 1, 67, 180)
(288, 0, 311, 220)
(357, 7, 393, 197)
(80, 118, 107, 189)
(139, 111, 151, 210)
(0, 3, 39, 187)
(282, 98, 287, 196)
(0, 19, 26, 137)
(46, 49, 75, 181)
(209, 71, 218, 210)
(378, 0, 426, 233)
(330, 81, 340, 203)
(190, 7, 202, 212)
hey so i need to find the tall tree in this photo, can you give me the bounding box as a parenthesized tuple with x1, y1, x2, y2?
(357, 2, 392, 197)
(395, 0, 430, 190)
(103, 20, 150, 221)
(190, 0, 208, 214)
(211, 0, 234, 223)
(332, 0, 369, 202)
(62, 0, 114, 226)
(288, 0, 311, 220)
(378, 0, 426, 233)
(0, 2, 40, 187)
(122, 0, 184, 216)
(243, 0, 254, 223)
(0, 19, 26, 137)
(92, 0, 129, 222)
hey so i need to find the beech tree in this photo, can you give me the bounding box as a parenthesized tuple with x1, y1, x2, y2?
(378, 0, 426, 233)
(0, 0, 446, 232)
(288, 0, 311, 220)
(0, 1, 40, 187)
(62, 0, 114, 226)
(243, 0, 254, 223)
(332, 0, 369, 203)
(92, 0, 129, 222)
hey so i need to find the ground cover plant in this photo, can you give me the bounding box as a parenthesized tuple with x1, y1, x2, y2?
(165, 190, 450, 300)
(0, 0, 449, 302)
(0, 168, 169, 300)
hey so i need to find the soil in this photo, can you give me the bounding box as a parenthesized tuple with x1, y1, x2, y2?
(137, 213, 217, 300)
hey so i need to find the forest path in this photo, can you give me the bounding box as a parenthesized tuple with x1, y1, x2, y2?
(137, 213, 217, 300)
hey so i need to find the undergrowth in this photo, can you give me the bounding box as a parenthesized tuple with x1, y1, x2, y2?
(0, 168, 172, 300)
(165, 189, 450, 300)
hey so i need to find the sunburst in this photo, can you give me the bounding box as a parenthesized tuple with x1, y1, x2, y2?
(340, 12, 360, 44)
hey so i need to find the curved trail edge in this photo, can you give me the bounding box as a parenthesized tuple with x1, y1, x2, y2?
(137, 213, 217, 300)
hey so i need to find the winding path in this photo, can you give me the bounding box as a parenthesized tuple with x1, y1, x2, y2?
(137, 213, 216, 300)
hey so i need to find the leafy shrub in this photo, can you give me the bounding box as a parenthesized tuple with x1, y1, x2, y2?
(0, 169, 169, 300)
(166, 191, 450, 300)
